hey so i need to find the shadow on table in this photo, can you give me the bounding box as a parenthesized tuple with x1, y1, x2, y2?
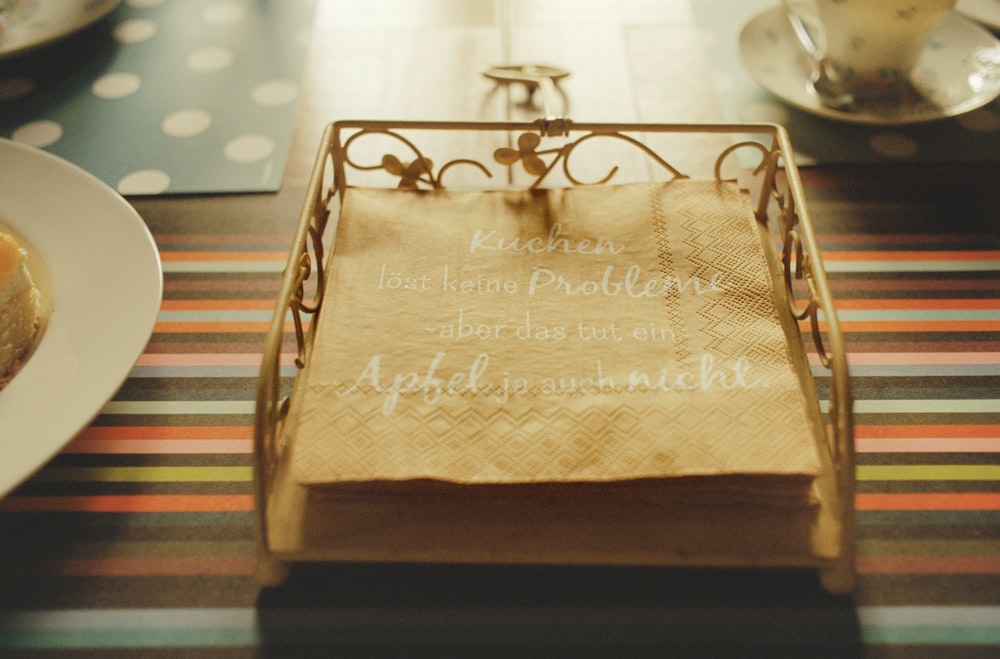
(255, 562, 862, 658)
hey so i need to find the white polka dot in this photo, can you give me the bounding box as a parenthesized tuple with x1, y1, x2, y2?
(162, 109, 212, 137)
(113, 18, 158, 43)
(956, 108, 1000, 132)
(118, 169, 171, 195)
(0, 77, 35, 101)
(92, 72, 141, 99)
(741, 101, 789, 124)
(202, 1, 246, 25)
(186, 46, 234, 73)
(12, 120, 63, 147)
(252, 79, 298, 106)
(224, 134, 275, 163)
(869, 132, 918, 158)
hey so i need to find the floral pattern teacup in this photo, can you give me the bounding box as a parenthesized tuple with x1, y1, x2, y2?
(782, 0, 957, 101)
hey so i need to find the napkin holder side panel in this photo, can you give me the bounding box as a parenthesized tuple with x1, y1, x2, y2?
(253, 120, 855, 593)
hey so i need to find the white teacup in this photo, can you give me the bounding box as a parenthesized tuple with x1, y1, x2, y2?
(782, 0, 957, 104)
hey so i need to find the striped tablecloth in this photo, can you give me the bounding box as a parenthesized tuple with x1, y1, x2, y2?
(0, 165, 997, 656)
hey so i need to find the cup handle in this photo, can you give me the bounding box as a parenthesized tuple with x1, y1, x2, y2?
(780, 0, 860, 110)
(781, 0, 825, 62)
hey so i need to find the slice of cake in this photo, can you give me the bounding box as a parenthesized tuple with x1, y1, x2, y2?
(0, 231, 41, 388)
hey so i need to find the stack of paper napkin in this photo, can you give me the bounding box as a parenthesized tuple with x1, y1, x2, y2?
(288, 180, 824, 507)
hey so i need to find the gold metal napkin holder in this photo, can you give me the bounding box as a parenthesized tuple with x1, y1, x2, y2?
(253, 120, 855, 592)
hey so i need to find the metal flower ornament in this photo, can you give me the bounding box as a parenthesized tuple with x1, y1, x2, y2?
(493, 132, 550, 176)
(381, 154, 433, 189)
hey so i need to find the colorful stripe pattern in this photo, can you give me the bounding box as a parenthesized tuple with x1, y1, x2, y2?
(0, 183, 997, 655)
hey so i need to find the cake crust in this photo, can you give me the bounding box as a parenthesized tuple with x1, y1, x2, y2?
(0, 232, 41, 389)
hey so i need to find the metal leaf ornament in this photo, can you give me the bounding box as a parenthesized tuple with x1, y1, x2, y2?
(493, 132, 547, 176)
(382, 154, 433, 189)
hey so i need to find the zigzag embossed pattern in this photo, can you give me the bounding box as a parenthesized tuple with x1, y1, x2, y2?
(295, 387, 818, 484)
(667, 181, 791, 380)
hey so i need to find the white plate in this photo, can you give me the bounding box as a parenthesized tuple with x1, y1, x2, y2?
(959, 0, 1000, 32)
(0, 139, 161, 497)
(0, 0, 121, 59)
(739, 7, 1000, 125)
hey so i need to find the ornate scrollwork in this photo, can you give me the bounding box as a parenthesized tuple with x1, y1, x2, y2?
(761, 150, 850, 473)
(337, 125, 698, 192)
(777, 197, 837, 371)
(492, 129, 688, 188)
(258, 158, 336, 475)
(712, 140, 770, 182)
(340, 128, 492, 189)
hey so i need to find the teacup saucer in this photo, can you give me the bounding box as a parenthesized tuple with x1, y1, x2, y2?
(739, 7, 1000, 125)
(958, 0, 1000, 32)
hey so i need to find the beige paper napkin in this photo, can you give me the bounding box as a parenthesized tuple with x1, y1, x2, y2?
(288, 180, 823, 495)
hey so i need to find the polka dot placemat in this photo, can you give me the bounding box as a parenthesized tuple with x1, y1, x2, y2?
(692, 0, 1000, 164)
(0, 0, 315, 195)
